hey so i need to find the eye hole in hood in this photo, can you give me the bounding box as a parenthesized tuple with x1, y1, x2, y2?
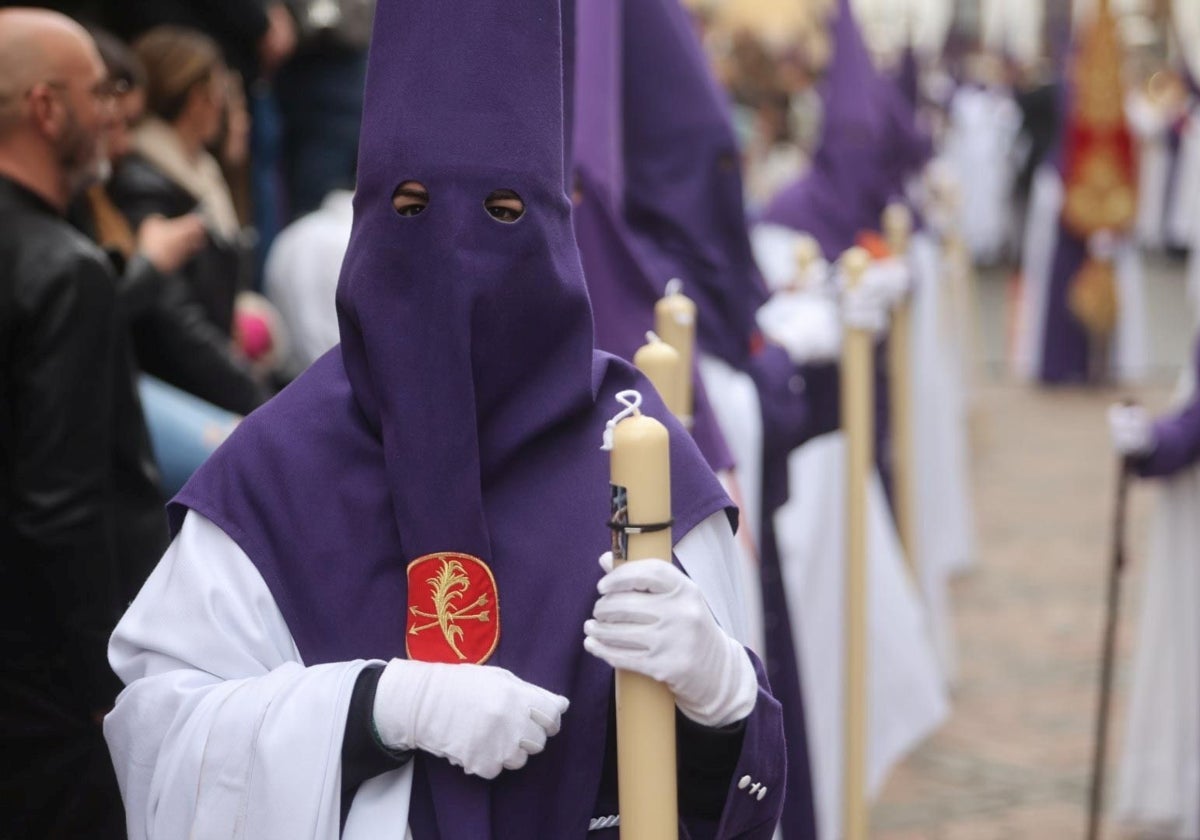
(484, 188, 525, 223)
(392, 181, 429, 217)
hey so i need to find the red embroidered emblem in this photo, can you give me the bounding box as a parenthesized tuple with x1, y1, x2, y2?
(406, 553, 500, 665)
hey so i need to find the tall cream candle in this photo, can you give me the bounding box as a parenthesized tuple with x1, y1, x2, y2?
(654, 279, 696, 429)
(607, 392, 678, 840)
(840, 247, 873, 840)
(634, 331, 686, 422)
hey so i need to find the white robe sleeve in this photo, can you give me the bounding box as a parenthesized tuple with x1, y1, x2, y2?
(103, 511, 413, 840)
(675, 510, 752, 648)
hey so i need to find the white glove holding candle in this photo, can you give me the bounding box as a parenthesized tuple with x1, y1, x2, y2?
(584, 554, 758, 728)
(373, 658, 569, 778)
(841, 281, 891, 335)
(756, 293, 841, 364)
(1108, 403, 1155, 456)
(861, 257, 911, 305)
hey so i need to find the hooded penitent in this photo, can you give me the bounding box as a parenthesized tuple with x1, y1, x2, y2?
(168, 0, 732, 834)
(572, 0, 735, 473)
(619, 0, 769, 372)
(759, 0, 896, 259)
(611, 4, 817, 837)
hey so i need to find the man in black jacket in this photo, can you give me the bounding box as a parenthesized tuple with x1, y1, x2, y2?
(0, 9, 158, 837)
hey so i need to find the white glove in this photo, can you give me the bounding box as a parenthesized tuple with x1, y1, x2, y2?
(841, 282, 891, 335)
(584, 555, 757, 728)
(373, 658, 569, 779)
(1108, 403, 1155, 456)
(756, 293, 841, 364)
(861, 257, 911, 305)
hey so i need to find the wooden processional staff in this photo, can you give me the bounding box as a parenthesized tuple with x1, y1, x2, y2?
(884, 203, 918, 579)
(840, 246, 873, 840)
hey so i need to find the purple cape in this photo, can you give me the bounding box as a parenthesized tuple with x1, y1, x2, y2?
(572, 0, 734, 472)
(170, 0, 738, 834)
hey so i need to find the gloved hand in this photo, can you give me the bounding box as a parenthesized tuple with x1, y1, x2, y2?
(756, 293, 841, 364)
(841, 281, 891, 335)
(1108, 403, 1155, 456)
(584, 555, 757, 728)
(373, 658, 569, 779)
(861, 257, 911, 305)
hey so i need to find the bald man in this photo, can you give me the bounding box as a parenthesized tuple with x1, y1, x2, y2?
(0, 10, 130, 838)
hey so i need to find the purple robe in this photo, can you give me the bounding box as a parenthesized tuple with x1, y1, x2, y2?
(168, 0, 786, 836)
(1038, 221, 1092, 384)
(1035, 72, 1117, 385)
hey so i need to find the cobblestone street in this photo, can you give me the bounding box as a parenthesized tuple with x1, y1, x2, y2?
(870, 258, 1192, 839)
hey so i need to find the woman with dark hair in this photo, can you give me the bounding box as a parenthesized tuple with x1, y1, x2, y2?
(108, 25, 249, 338)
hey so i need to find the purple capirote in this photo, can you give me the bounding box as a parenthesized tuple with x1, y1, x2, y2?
(168, 0, 785, 836)
(758, 0, 897, 259)
(571, 0, 734, 472)
(618, 0, 769, 372)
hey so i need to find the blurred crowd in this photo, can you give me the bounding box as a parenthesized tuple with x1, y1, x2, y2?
(0, 3, 371, 834)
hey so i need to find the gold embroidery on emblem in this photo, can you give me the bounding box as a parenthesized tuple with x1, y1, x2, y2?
(408, 557, 492, 660)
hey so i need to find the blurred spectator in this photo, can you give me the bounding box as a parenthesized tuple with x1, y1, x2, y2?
(108, 26, 250, 336)
(99, 2, 296, 275)
(105, 0, 295, 85)
(0, 10, 150, 837)
(74, 28, 270, 415)
(264, 186, 352, 373)
(274, 0, 370, 219)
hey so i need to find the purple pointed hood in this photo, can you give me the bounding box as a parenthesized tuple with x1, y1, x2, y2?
(170, 0, 733, 834)
(572, 0, 734, 471)
(619, 0, 768, 370)
(335, 0, 602, 563)
(759, 0, 895, 257)
(880, 50, 934, 200)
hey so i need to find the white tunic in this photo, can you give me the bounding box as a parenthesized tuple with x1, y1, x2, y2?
(1127, 90, 1173, 251)
(105, 510, 747, 840)
(774, 433, 949, 840)
(1115, 369, 1200, 838)
(942, 86, 1023, 266)
(1167, 106, 1200, 252)
(714, 224, 952, 840)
